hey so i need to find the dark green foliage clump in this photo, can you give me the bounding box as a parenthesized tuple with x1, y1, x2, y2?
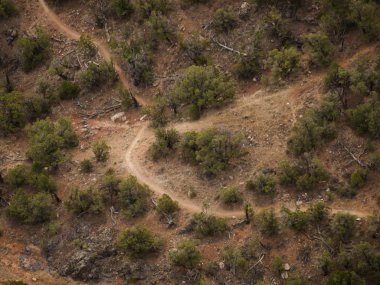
(168, 65, 235, 120)
(117, 176, 150, 219)
(327, 271, 365, 285)
(257, 208, 279, 236)
(347, 102, 380, 138)
(117, 226, 162, 258)
(181, 129, 242, 177)
(17, 29, 50, 72)
(219, 187, 243, 205)
(193, 212, 229, 237)
(281, 207, 309, 232)
(233, 45, 262, 80)
(0, 91, 27, 135)
(212, 7, 237, 33)
(303, 32, 334, 68)
(278, 159, 329, 191)
(169, 239, 201, 269)
(137, 0, 170, 18)
(110, 0, 134, 19)
(92, 141, 110, 162)
(80, 159, 93, 173)
(157, 194, 179, 216)
(149, 128, 180, 160)
(65, 187, 103, 215)
(246, 173, 276, 196)
(180, 35, 209, 66)
(78, 34, 96, 56)
(58, 80, 81, 100)
(0, 0, 17, 19)
(6, 189, 54, 224)
(78, 61, 118, 89)
(267, 47, 300, 80)
(332, 212, 356, 243)
(27, 118, 78, 170)
(349, 168, 368, 188)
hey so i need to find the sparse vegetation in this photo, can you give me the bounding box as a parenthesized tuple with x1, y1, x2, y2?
(80, 159, 93, 173)
(219, 187, 243, 205)
(149, 128, 180, 161)
(92, 140, 110, 162)
(246, 173, 276, 196)
(65, 187, 103, 215)
(267, 46, 300, 80)
(212, 7, 237, 33)
(257, 208, 279, 236)
(193, 212, 229, 237)
(157, 194, 179, 216)
(169, 239, 201, 269)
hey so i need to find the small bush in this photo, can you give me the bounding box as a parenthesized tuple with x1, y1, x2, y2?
(0, 91, 27, 135)
(157, 194, 179, 216)
(117, 176, 150, 218)
(8, 164, 29, 187)
(257, 208, 279, 236)
(0, 0, 17, 19)
(143, 98, 168, 128)
(169, 239, 201, 269)
(92, 141, 110, 162)
(271, 256, 284, 277)
(150, 128, 180, 161)
(332, 212, 356, 243)
(17, 29, 50, 72)
(267, 46, 300, 80)
(303, 32, 334, 68)
(110, 0, 134, 19)
(137, 0, 170, 18)
(78, 34, 96, 56)
(246, 173, 276, 196)
(263, 7, 290, 42)
(212, 7, 237, 33)
(347, 102, 380, 138)
(58, 80, 80, 100)
(222, 246, 248, 274)
(27, 171, 57, 193)
(233, 45, 262, 80)
(117, 227, 162, 258)
(307, 202, 330, 224)
(118, 88, 138, 109)
(193, 212, 229, 237)
(327, 271, 365, 285)
(80, 159, 93, 173)
(65, 187, 103, 215)
(349, 168, 368, 188)
(180, 35, 209, 65)
(6, 190, 54, 224)
(78, 61, 118, 89)
(281, 207, 309, 232)
(219, 187, 243, 205)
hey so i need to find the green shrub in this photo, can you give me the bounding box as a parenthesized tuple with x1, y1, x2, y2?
(246, 173, 276, 196)
(222, 246, 248, 274)
(6, 190, 54, 224)
(193, 212, 229, 237)
(27, 171, 57, 193)
(233, 46, 262, 80)
(267, 46, 300, 80)
(303, 32, 334, 68)
(65, 187, 103, 215)
(78, 61, 118, 89)
(17, 29, 50, 72)
(257, 208, 279, 236)
(349, 168, 368, 188)
(212, 7, 237, 33)
(332, 212, 357, 243)
(48, 222, 61, 236)
(92, 140, 110, 162)
(125, 47, 154, 86)
(149, 128, 180, 160)
(118, 88, 138, 109)
(169, 239, 201, 269)
(8, 164, 29, 187)
(219, 187, 243, 205)
(117, 227, 162, 258)
(137, 0, 170, 18)
(263, 7, 290, 42)
(324, 63, 350, 108)
(169, 65, 235, 120)
(58, 80, 80, 100)
(0, 0, 17, 19)
(110, 0, 134, 19)
(327, 271, 365, 285)
(80, 159, 93, 173)
(78, 34, 96, 56)
(143, 98, 167, 128)
(157, 194, 179, 216)
(352, 0, 379, 41)
(181, 129, 242, 177)
(102, 170, 121, 200)
(307, 202, 330, 224)
(180, 35, 209, 65)
(347, 102, 380, 138)
(147, 12, 173, 42)
(271, 256, 284, 277)
(285, 275, 305, 285)
(27, 118, 78, 170)
(0, 91, 27, 135)
(281, 207, 309, 232)
(318, 252, 334, 275)
(117, 176, 150, 218)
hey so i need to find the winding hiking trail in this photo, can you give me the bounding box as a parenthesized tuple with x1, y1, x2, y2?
(39, 0, 373, 219)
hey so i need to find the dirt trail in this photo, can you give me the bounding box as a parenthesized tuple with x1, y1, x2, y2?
(39, 0, 373, 219)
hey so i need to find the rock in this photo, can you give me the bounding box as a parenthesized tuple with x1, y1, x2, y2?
(219, 262, 225, 270)
(284, 263, 290, 271)
(32, 277, 37, 282)
(281, 271, 289, 279)
(239, 2, 251, 19)
(111, 112, 125, 123)
(296, 200, 303, 207)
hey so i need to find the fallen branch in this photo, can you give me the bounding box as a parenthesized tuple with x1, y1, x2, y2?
(212, 38, 247, 56)
(246, 253, 265, 273)
(341, 143, 367, 168)
(88, 103, 122, 118)
(105, 23, 111, 43)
